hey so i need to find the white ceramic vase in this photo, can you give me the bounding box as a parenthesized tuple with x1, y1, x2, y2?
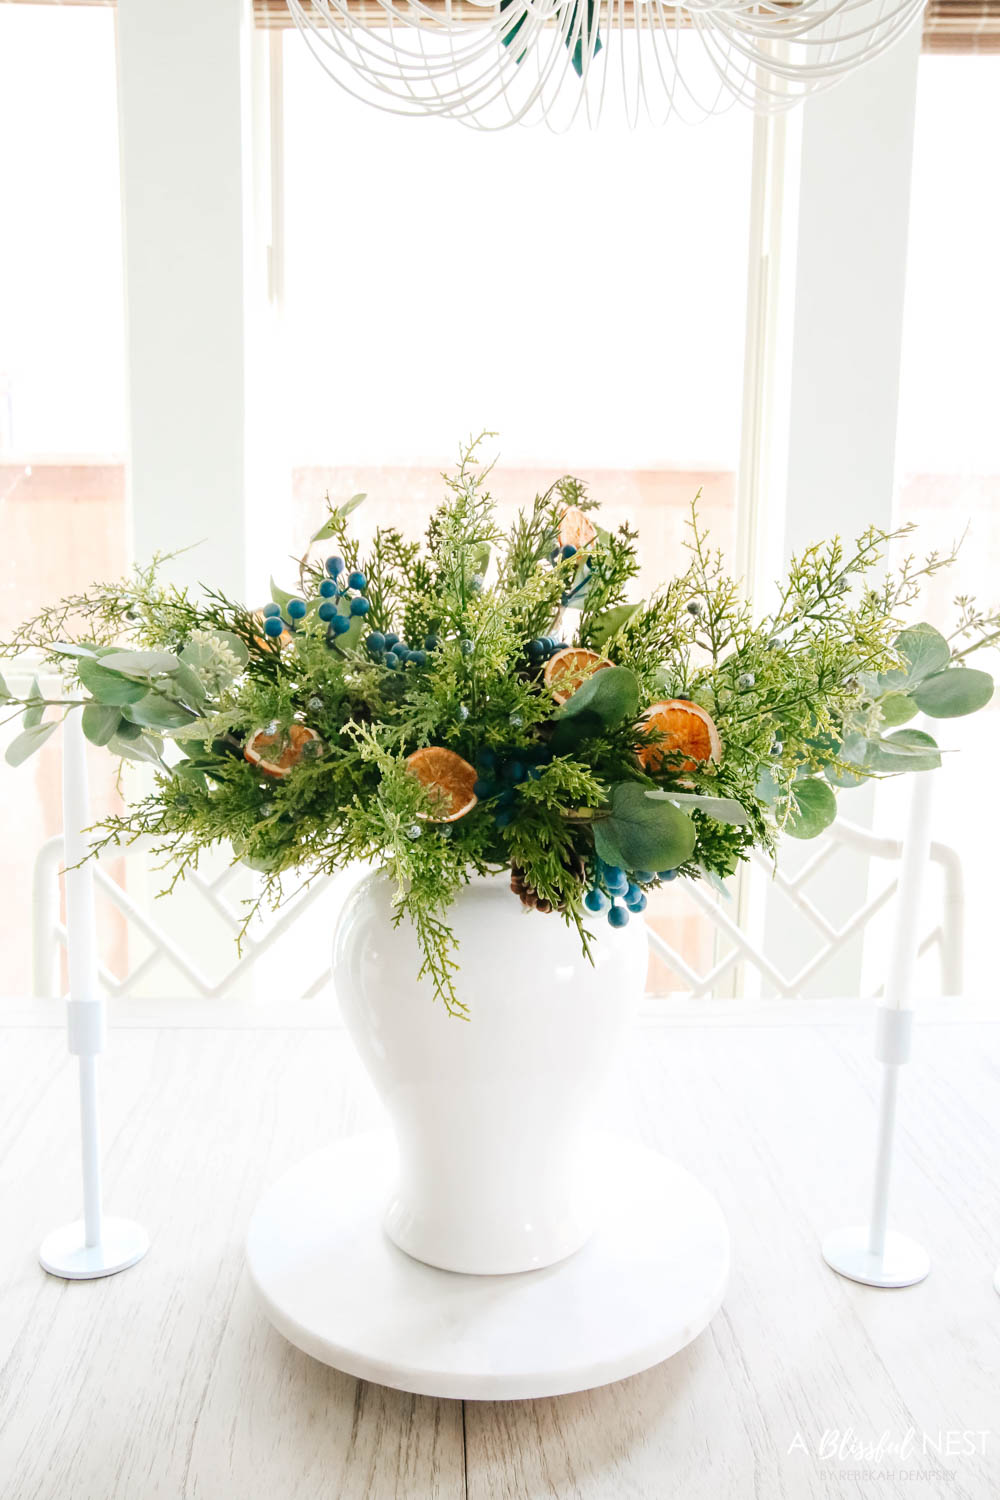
(332, 870, 648, 1275)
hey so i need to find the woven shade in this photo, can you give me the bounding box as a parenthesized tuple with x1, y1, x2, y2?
(262, 0, 1000, 45)
(4, 0, 1000, 51)
(922, 0, 1000, 49)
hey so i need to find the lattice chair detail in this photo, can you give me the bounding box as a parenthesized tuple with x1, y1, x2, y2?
(32, 818, 963, 1002)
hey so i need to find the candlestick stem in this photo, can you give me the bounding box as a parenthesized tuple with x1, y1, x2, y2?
(821, 761, 934, 1288)
(38, 704, 149, 1281)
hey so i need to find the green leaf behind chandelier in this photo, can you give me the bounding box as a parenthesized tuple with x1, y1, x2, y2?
(499, 0, 602, 75)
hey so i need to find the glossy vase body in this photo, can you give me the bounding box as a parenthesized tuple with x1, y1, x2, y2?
(332, 871, 648, 1275)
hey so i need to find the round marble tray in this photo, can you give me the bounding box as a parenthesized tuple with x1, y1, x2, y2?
(247, 1131, 729, 1401)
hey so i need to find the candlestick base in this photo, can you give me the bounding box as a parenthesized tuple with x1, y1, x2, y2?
(822, 1225, 929, 1288)
(39, 1218, 149, 1280)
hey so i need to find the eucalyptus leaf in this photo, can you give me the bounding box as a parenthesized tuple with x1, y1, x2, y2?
(824, 733, 868, 788)
(100, 649, 180, 676)
(325, 612, 365, 654)
(5, 720, 57, 767)
(77, 658, 148, 705)
(594, 781, 696, 872)
(81, 702, 121, 747)
(698, 866, 732, 899)
(0, 670, 9, 702)
(877, 691, 918, 728)
(108, 732, 165, 767)
(786, 777, 837, 840)
(171, 718, 215, 741)
(269, 577, 295, 618)
(891, 623, 950, 686)
(864, 728, 941, 773)
(645, 789, 750, 827)
(554, 665, 639, 728)
(548, 710, 603, 755)
(469, 542, 491, 576)
(48, 642, 100, 660)
(173, 759, 209, 792)
(240, 852, 281, 873)
(208, 630, 250, 669)
(179, 641, 212, 669)
(587, 604, 641, 649)
(825, 762, 867, 790)
(755, 766, 782, 806)
(912, 667, 994, 719)
(22, 677, 44, 728)
(804, 730, 841, 767)
(171, 664, 208, 705)
(179, 629, 248, 682)
(123, 693, 197, 731)
(310, 493, 366, 542)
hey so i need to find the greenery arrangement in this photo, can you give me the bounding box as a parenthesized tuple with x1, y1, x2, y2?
(2, 437, 996, 1017)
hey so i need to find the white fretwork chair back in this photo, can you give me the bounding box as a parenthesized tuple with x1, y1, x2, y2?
(32, 836, 347, 1002)
(645, 818, 963, 1000)
(32, 818, 963, 1003)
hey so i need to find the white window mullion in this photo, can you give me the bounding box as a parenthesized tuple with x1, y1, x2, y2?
(116, 0, 289, 604)
(758, 25, 924, 998)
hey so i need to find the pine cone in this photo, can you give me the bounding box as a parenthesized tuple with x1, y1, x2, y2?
(511, 862, 553, 914)
(510, 848, 587, 916)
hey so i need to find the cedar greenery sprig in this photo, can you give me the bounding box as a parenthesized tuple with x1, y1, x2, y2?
(1, 440, 995, 1013)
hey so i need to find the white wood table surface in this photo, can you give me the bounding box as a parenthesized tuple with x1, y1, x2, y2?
(1, 999, 999, 1500)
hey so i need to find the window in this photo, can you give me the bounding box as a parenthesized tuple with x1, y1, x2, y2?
(5, 4, 989, 1006)
(865, 52, 1000, 999)
(0, 4, 127, 996)
(280, 32, 755, 992)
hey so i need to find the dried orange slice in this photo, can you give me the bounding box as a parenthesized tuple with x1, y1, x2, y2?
(406, 747, 478, 822)
(245, 723, 321, 779)
(543, 647, 613, 706)
(637, 700, 722, 774)
(558, 505, 597, 552)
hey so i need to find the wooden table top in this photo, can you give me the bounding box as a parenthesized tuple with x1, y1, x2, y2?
(1, 1000, 998, 1499)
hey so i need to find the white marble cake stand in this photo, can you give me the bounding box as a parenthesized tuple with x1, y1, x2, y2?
(246, 1131, 730, 1400)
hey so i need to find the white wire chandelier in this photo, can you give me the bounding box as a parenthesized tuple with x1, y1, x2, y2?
(285, 0, 927, 129)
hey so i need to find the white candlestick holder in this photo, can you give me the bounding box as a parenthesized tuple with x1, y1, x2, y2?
(821, 1004, 930, 1287)
(822, 762, 934, 1290)
(38, 705, 149, 1281)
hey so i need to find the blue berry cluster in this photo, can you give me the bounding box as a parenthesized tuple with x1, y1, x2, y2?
(526, 635, 569, 664)
(259, 558, 372, 644)
(584, 861, 679, 928)
(473, 745, 552, 827)
(260, 601, 287, 639)
(318, 557, 370, 640)
(365, 631, 438, 672)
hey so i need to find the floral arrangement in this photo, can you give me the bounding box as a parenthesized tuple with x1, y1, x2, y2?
(2, 438, 996, 1017)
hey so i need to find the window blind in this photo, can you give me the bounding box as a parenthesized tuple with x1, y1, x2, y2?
(922, 0, 1000, 49)
(4, 0, 1000, 52)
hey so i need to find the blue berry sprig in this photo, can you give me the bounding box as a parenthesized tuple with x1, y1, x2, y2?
(583, 860, 679, 928)
(307, 560, 370, 643)
(366, 630, 439, 672)
(525, 635, 569, 665)
(473, 744, 553, 827)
